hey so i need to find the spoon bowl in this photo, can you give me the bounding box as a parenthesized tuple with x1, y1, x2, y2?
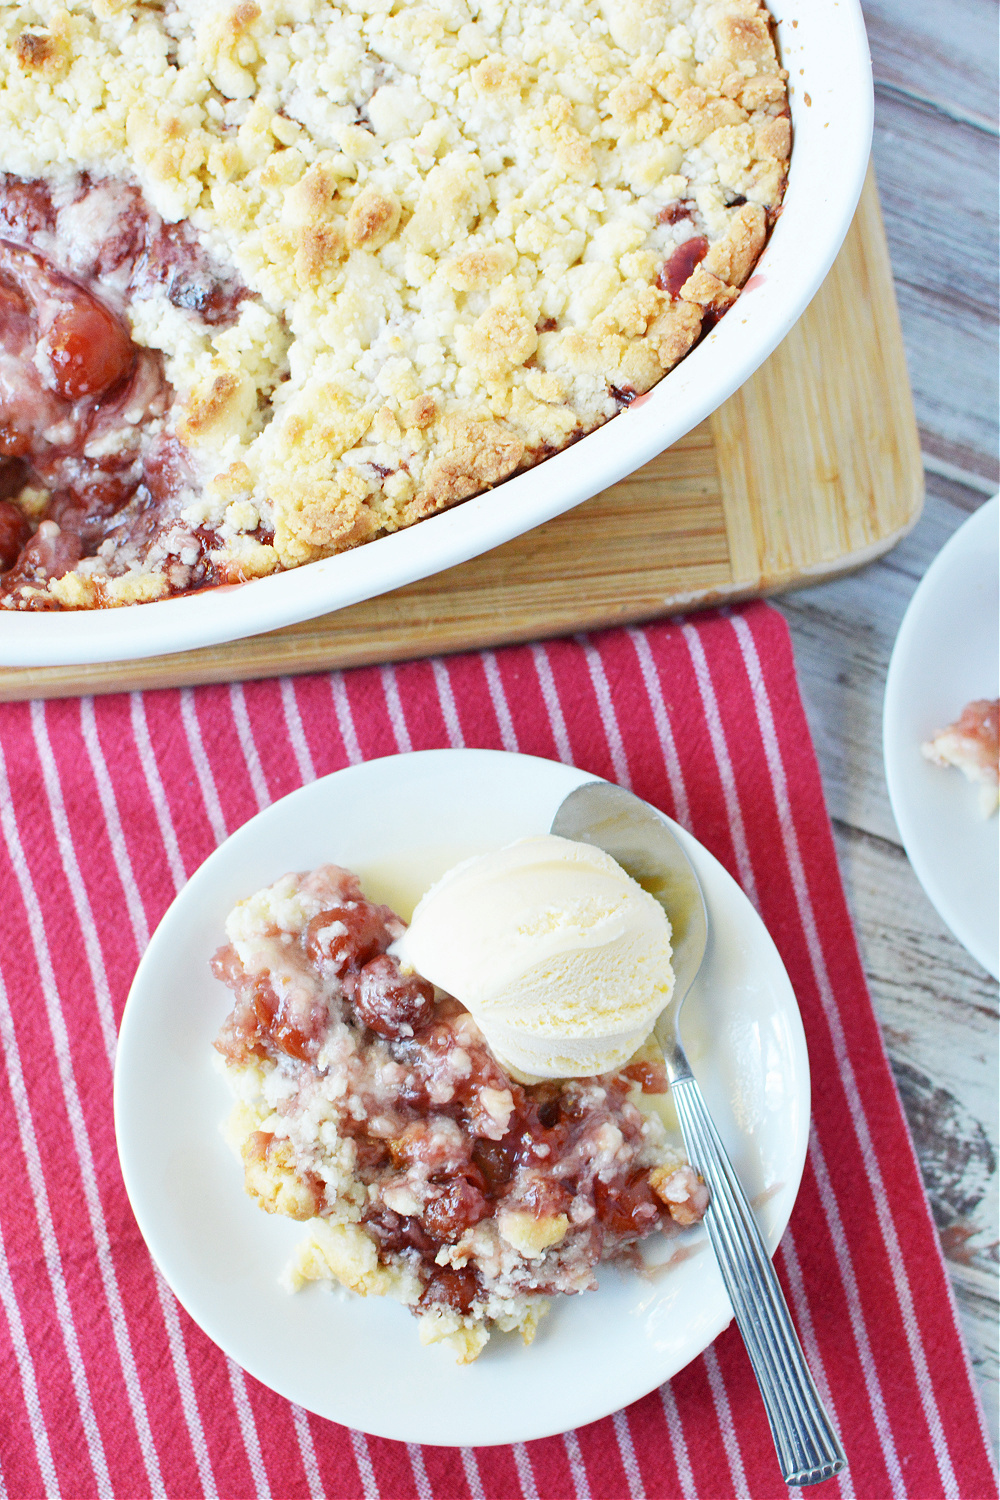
(551, 779, 707, 1009)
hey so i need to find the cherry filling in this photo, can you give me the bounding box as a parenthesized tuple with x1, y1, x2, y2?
(0, 173, 252, 607)
(0, 499, 30, 569)
(347, 955, 435, 1038)
(608, 383, 637, 409)
(658, 236, 709, 298)
(213, 866, 706, 1320)
(657, 201, 694, 226)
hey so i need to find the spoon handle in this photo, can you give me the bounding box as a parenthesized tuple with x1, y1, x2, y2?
(670, 1075, 847, 1488)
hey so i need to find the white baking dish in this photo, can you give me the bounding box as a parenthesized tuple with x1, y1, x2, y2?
(0, 0, 872, 667)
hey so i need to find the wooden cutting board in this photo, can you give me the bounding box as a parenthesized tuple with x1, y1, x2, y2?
(3, 167, 922, 702)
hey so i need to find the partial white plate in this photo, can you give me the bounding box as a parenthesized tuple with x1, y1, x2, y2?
(883, 497, 999, 979)
(115, 749, 810, 1446)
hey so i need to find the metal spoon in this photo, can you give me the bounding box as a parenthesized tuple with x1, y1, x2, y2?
(551, 780, 847, 1489)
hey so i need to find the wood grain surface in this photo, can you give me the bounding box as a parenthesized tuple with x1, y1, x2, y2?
(0, 172, 922, 702)
(712, 170, 921, 587)
(776, 0, 999, 1451)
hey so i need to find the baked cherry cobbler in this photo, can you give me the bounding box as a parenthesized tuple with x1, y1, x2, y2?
(1, 0, 788, 609)
(213, 864, 708, 1360)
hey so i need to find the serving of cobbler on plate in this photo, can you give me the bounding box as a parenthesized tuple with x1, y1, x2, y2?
(921, 698, 1000, 817)
(213, 862, 708, 1361)
(0, 0, 788, 610)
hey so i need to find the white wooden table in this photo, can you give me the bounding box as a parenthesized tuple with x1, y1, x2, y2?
(775, 0, 999, 1452)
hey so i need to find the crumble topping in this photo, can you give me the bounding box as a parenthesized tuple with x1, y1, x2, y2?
(0, 0, 788, 608)
(212, 863, 708, 1360)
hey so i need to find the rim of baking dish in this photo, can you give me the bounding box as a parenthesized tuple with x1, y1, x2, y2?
(0, 0, 873, 667)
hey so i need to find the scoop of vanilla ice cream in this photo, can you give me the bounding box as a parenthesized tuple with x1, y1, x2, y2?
(393, 834, 674, 1078)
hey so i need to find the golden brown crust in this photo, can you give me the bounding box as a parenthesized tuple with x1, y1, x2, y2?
(292, 222, 345, 285)
(456, 300, 539, 381)
(14, 26, 66, 75)
(702, 202, 768, 288)
(177, 370, 254, 444)
(242, 1130, 322, 1220)
(757, 114, 792, 163)
(209, 461, 255, 504)
(414, 415, 525, 517)
(345, 185, 401, 252)
(444, 245, 518, 292)
(718, 9, 776, 71)
(403, 394, 439, 432)
(645, 299, 704, 371)
(272, 469, 380, 567)
(678, 265, 742, 314)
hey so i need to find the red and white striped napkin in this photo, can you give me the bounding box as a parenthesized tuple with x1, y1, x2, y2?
(0, 601, 994, 1499)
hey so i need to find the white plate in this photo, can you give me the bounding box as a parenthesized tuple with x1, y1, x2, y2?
(883, 497, 999, 979)
(3, 0, 872, 667)
(115, 750, 810, 1446)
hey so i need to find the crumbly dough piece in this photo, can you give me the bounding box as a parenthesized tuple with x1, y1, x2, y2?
(921, 699, 1000, 816)
(1, 0, 788, 595)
